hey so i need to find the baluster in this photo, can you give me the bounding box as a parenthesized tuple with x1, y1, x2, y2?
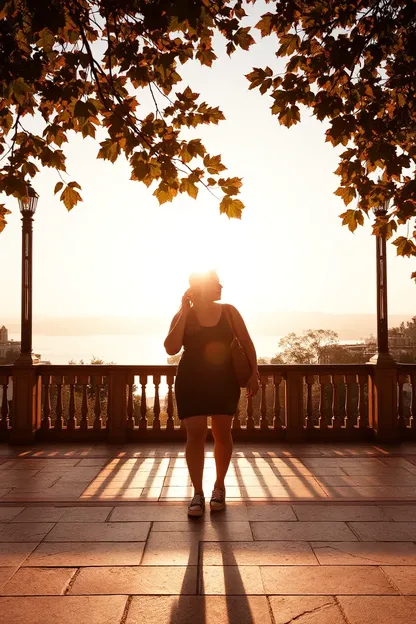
(93, 375, 103, 430)
(166, 374, 175, 431)
(329, 375, 338, 428)
(232, 403, 241, 429)
(305, 374, 315, 429)
(0, 375, 9, 430)
(319, 374, 329, 429)
(78, 375, 89, 431)
(357, 373, 368, 428)
(246, 393, 254, 430)
(260, 375, 268, 430)
(139, 375, 148, 430)
(273, 374, 282, 430)
(345, 374, 357, 428)
(65, 375, 77, 430)
(41, 375, 51, 429)
(397, 373, 406, 429)
(126, 373, 134, 430)
(152, 374, 161, 430)
(332, 374, 344, 428)
(411, 373, 416, 430)
(53, 375, 63, 431)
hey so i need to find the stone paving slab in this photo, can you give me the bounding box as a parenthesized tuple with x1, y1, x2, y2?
(381, 566, 416, 594)
(201, 565, 264, 595)
(69, 566, 198, 595)
(24, 542, 145, 567)
(150, 521, 253, 541)
(311, 542, 416, 565)
(260, 565, 398, 595)
(0, 596, 127, 624)
(44, 522, 151, 542)
(141, 532, 200, 566)
(292, 503, 390, 521)
(0, 543, 38, 567)
(269, 596, 346, 624)
(201, 541, 317, 566)
(0, 507, 24, 522)
(125, 595, 272, 624)
(380, 505, 416, 521)
(338, 596, 416, 624)
(349, 521, 416, 541)
(13, 506, 113, 523)
(0, 523, 55, 543)
(1, 567, 77, 595)
(251, 521, 357, 541)
(0, 568, 15, 592)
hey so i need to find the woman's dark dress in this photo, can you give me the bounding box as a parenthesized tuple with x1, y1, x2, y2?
(175, 305, 241, 419)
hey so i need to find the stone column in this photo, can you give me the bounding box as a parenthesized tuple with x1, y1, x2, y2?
(10, 364, 41, 444)
(107, 370, 127, 443)
(285, 368, 306, 442)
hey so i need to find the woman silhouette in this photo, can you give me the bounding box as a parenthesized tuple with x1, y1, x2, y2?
(164, 270, 259, 517)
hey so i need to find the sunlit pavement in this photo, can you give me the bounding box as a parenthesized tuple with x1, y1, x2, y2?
(0, 442, 416, 623)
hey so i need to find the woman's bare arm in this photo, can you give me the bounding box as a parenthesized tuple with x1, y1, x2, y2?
(164, 310, 188, 356)
(164, 291, 192, 355)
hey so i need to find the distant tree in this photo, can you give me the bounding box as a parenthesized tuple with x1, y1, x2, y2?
(276, 329, 338, 364)
(320, 344, 368, 365)
(257, 356, 269, 365)
(247, 1, 416, 279)
(272, 329, 370, 365)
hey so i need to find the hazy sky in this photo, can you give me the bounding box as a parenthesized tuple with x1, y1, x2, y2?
(1, 3, 415, 328)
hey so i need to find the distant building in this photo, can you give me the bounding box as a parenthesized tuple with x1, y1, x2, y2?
(0, 325, 50, 365)
(0, 325, 21, 362)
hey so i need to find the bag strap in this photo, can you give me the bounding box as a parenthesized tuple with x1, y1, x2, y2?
(223, 304, 237, 340)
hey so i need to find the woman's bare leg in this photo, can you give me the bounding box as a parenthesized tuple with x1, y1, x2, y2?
(184, 416, 208, 495)
(211, 415, 233, 489)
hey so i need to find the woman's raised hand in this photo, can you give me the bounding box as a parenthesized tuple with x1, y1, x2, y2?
(181, 288, 193, 312)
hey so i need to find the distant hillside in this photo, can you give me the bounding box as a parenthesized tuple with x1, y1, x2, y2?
(3, 311, 413, 340)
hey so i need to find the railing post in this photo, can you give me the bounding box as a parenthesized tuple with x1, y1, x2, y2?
(285, 368, 306, 442)
(10, 363, 41, 444)
(368, 362, 399, 442)
(107, 369, 127, 443)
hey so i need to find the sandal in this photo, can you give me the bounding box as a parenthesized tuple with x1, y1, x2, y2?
(187, 493, 205, 517)
(210, 486, 226, 511)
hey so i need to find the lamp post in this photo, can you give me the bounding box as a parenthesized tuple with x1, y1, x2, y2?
(370, 198, 394, 365)
(16, 187, 38, 365)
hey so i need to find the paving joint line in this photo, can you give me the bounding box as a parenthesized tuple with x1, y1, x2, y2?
(334, 595, 352, 624)
(120, 595, 133, 624)
(265, 594, 277, 624)
(138, 521, 153, 565)
(345, 521, 363, 541)
(63, 567, 81, 595)
(196, 540, 202, 595)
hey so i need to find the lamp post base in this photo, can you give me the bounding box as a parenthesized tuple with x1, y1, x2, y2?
(14, 352, 37, 367)
(368, 352, 396, 367)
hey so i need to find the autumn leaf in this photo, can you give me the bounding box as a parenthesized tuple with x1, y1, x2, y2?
(153, 182, 178, 204)
(255, 13, 276, 37)
(203, 154, 226, 175)
(340, 209, 364, 232)
(220, 196, 244, 219)
(0, 205, 11, 233)
(335, 186, 356, 206)
(60, 186, 82, 211)
(179, 177, 199, 199)
(54, 182, 63, 194)
(392, 237, 416, 257)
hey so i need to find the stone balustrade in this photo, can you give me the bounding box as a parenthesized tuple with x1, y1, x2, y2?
(0, 362, 415, 443)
